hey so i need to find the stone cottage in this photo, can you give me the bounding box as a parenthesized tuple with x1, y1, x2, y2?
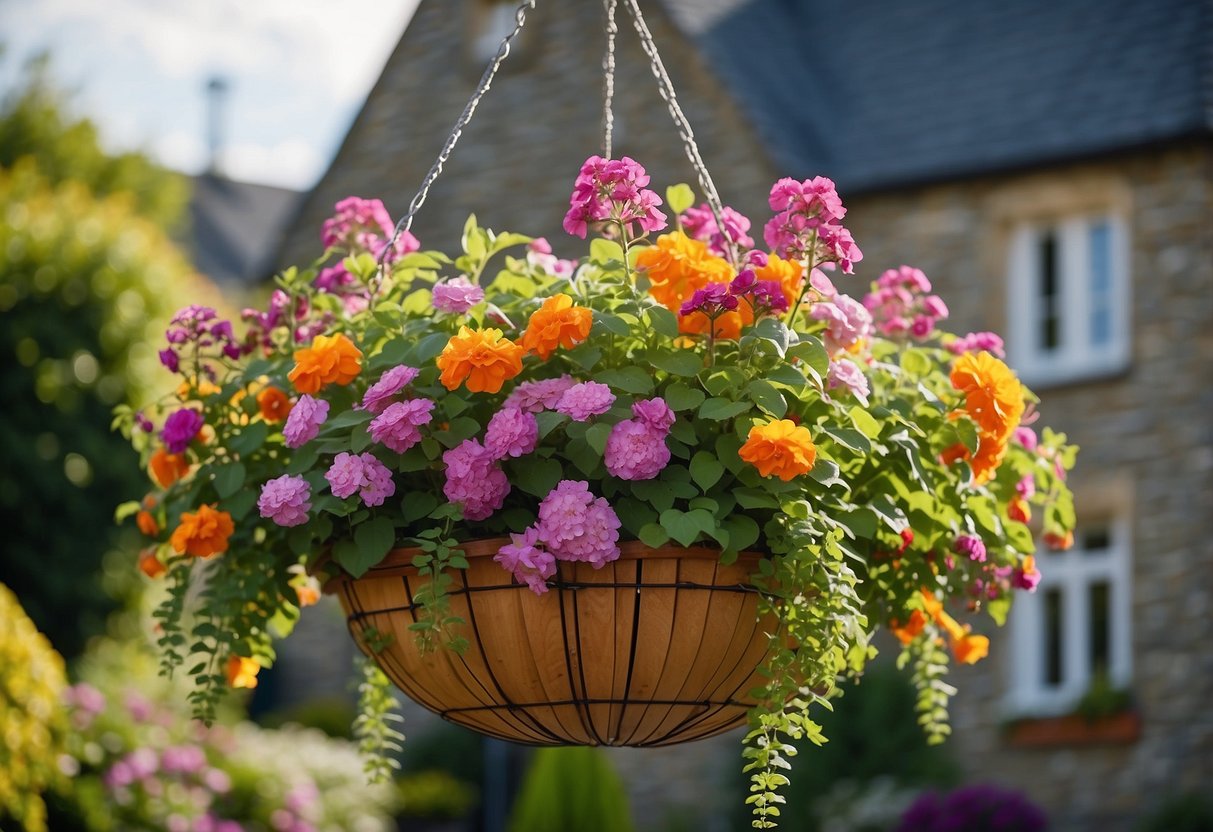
(278, 1, 1213, 829)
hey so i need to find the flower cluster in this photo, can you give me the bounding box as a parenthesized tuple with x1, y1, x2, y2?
(563, 155, 667, 239)
(680, 202, 754, 257)
(763, 176, 863, 272)
(946, 351, 1026, 483)
(159, 305, 242, 377)
(604, 398, 676, 481)
(863, 265, 950, 340)
(322, 195, 418, 264)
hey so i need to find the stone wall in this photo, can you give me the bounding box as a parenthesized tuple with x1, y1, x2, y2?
(845, 143, 1213, 830)
(279, 0, 778, 266)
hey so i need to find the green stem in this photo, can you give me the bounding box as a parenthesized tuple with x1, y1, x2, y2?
(784, 232, 819, 329)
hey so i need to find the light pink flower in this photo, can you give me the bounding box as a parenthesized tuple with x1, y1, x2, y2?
(432, 276, 485, 314)
(442, 439, 510, 521)
(504, 376, 576, 412)
(827, 357, 870, 406)
(484, 407, 539, 459)
(283, 395, 329, 448)
(369, 398, 435, 452)
(554, 382, 615, 421)
(495, 527, 557, 594)
(258, 474, 312, 527)
(630, 397, 675, 431)
(361, 365, 420, 413)
(536, 480, 621, 568)
(604, 420, 670, 480)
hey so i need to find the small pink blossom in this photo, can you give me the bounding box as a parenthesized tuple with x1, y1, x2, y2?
(554, 382, 615, 421)
(258, 475, 312, 527)
(680, 203, 755, 257)
(495, 527, 557, 594)
(369, 398, 435, 452)
(361, 365, 420, 413)
(630, 397, 675, 431)
(1016, 474, 1036, 500)
(504, 376, 576, 412)
(536, 480, 621, 568)
(827, 357, 870, 406)
(810, 293, 873, 354)
(954, 534, 987, 563)
(283, 395, 329, 448)
(484, 407, 539, 459)
(326, 452, 364, 499)
(947, 331, 1007, 358)
(442, 439, 510, 521)
(563, 155, 667, 239)
(325, 452, 396, 507)
(432, 276, 485, 314)
(604, 420, 670, 480)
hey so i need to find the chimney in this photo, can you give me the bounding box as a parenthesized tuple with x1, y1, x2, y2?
(205, 75, 229, 177)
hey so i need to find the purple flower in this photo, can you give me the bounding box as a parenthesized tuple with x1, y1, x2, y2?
(494, 527, 557, 594)
(679, 283, 738, 317)
(504, 376, 576, 413)
(442, 440, 510, 521)
(554, 382, 615, 422)
(630, 397, 675, 431)
(827, 357, 870, 406)
(750, 280, 790, 315)
(432, 276, 486, 314)
(359, 454, 396, 507)
(484, 407, 539, 459)
(563, 155, 667, 239)
(283, 395, 329, 448)
(134, 411, 154, 432)
(258, 475, 312, 527)
(730, 269, 758, 294)
(369, 398, 434, 453)
(159, 348, 180, 373)
(361, 365, 421, 413)
(161, 408, 204, 454)
(604, 420, 670, 481)
(954, 534, 987, 563)
(326, 452, 365, 499)
(680, 203, 755, 257)
(536, 480, 621, 568)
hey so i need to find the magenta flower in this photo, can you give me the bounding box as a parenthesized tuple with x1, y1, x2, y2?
(763, 176, 861, 272)
(554, 382, 615, 422)
(679, 283, 738, 318)
(504, 375, 576, 412)
(432, 276, 486, 314)
(321, 195, 418, 263)
(484, 407, 539, 459)
(810, 294, 873, 355)
(947, 331, 1007, 358)
(750, 280, 790, 316)
(369, 398, 434, 453)
(495, 527, 557, 594)
(161, 408, 204, 454)
(1016, 474, 1036, 500)
(326, 452, 365, 499)
(680, 203, 755, 257)
(563, 155, 667, 239)
(631, 397, 675, 431)
(1012, 426, 1038, 451)
(536, 480, 621, 568)
(442, 439, 510, 521)
(604, 420, 670, 481)
(361, 365, 420, 414)
(827, 357, 870, 406)
(360, 454, 396, 507)
(258, 475, 312, 527)
(283, 395, 329, 448)
(161, 305, 243, 374)
(954, 534, 987, 563)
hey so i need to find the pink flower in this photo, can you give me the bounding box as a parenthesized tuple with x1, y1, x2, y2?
(527, 238, 577, 279)
(910, 315, 935, 339)
(630, 397, 675, 431)
(283, 395, 329, 448)
(369, 398, 435, 453)
(442, 439, 510, 521)
(810, 294, 873, 354)
(432, 276, 485, 314)
(604, 420, 670, 480)
(258, 475, 312, 527)
(680, 203, 755, 257)
(536, 480, 621, 568)
(161, 408, 204, 454)
(484, 407, 539, 459)
(361, 365, 420, 413)
(1016, 474, 1036, 500)
(65, 683, 106, 715)
(554, 382, 615, 421)
(947, 331, 1007, 358)
(1013, 426, 1038, 451)
(326, 453, 365, 499)
(827, 357, 870, 406)
(325, 452, 396, 506)
(494, 527, 557, 594)
(954, 534, 987, 563)
(1014, 561, 1042, 591)
(321, 196, 418, 262)
(563, 155, 667, 239)
(763, 176, 860, 271)
(504, 376, 576, 412)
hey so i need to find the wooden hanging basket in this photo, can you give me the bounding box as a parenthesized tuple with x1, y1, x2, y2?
(328, 539, 775, 747)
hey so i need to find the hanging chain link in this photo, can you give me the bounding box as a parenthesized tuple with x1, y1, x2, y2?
(620, 0, 735, 264)
(601, 0, 619, 159)
(376, 0, 538, 281)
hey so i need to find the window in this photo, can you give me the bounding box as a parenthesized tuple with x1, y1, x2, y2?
(1007, 521, 1132, 715)
(469, 0, 522, 64)
(1007, 214, 1130, 385)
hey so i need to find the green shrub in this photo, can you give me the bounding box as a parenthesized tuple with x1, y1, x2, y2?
(507, 747, 635, 832)
(1136, 793, 1213, 832)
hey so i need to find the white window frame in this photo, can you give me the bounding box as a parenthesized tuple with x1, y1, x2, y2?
(469, 1, 520, 64)
(1007, 213, 1131, 387)
(1006, 518, 1133, 716)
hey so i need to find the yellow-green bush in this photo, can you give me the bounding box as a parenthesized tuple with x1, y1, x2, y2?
(0, 582, 67, 832)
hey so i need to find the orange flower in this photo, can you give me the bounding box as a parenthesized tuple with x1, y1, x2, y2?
(919, 589, 944, 620)
(970, 430, 1011, 485)
(938, 442, 970, 467)
(136, 510, 159, 537)
(256, 386, 293, 423)
(1007, 495, 1032, 524)
(677, 296, 745, 340)
(738, 419, 817, 481)
(436, 326, 525, 393)
(950, 351, 1024, 440)
(225, 655, 260, 689)
(636, 230, 734, 312)
(149, 448, 190, 488)
(138, 549, 167, 579)
(753, 252, 804, 307)
(952, 633, 990, 665)
(520, 294, 593, 359)
(170, 504, 234, 558)
(1043, 529, 1074, 550)
(288, 333, 363, 394)
(177, 377, 222, 400)
(295, 583, 321, 608)
(890, 609, 927, 645)
(922, 589, 990, 665)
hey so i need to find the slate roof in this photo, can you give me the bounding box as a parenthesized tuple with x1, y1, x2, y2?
(662, 0, 1213, 193)
(188, 174, 301, 286)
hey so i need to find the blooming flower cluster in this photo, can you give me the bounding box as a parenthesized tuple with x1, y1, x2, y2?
(322, 195, 418, 264)
(563, 155, 667, 239)
(763, 176, 863, 272)
(680, 202, 754, 257)
(604, 397, 676, 481)
(158, 305, 242, 377)
(863, 265, 950, 340)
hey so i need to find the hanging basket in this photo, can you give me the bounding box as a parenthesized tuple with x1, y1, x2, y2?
(329, 540, 775, 747)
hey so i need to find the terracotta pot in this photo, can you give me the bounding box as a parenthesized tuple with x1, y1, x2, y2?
(1006, 710, 1142, 749)
(329, 539, 774, 747)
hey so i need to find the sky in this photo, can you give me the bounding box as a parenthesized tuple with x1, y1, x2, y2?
(0, 0, 421, 191)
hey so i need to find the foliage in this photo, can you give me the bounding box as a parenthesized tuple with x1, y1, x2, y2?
(1135, 793, 1213, 832)
(895, 783, 1048, 832)
(1074, 671, 1133, 721)
(395, 770, 478, 820)
(0, 53, 189, 229)
(0, 118, 214, 657)
(0, 583, 68, 832)
(506, 747, 635, 832)
(117, 159, 1076, 827)
(51, 634, 399, 832)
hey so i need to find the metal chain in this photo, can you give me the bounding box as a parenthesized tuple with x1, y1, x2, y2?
(376, 0, 538, 280)
(601, 0, 618, 159)
(620, 0, 735, 264)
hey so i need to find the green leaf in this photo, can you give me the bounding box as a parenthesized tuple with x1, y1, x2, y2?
(335, 517, 396, 578)
(638, 522, 670, 548)
(899, 348, 933, 378)
(649, 350, 704, 377)
(666, 183, 695, 216)
(534, 410, 568, 440)
(868, 494, 908, 532)
(646, 306, 680, 338)
(689, 451, 725, 491)
(836, 508, 878, 541)
(411, 332, 451, 364)
(114, 500, 141, 523)
(564, 344, 602, 371)
(820, 426, 870, 455)
(808, 458, 845, 489)
(400, 491, 439, 524)
(229, 421, 269, 456)
(698, 397, 752, 421)
(746, 379, 787, 418)
(224, 488, 258, 522)
(664, 383, 706, 412)
(512, 457, 563, 497)
(788, 337, 830, 382)
(595, 367, 654, 395)
(212, 461, 246, 499)
(584, 422, 613, 455)
(721, 515, 760, 552)
(659, 508, 715, 547)
(590, 238, 625, 265)
(595, 313, 631, 337)
(749, 317, 793, 358)
(849, 406, 882, 440)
